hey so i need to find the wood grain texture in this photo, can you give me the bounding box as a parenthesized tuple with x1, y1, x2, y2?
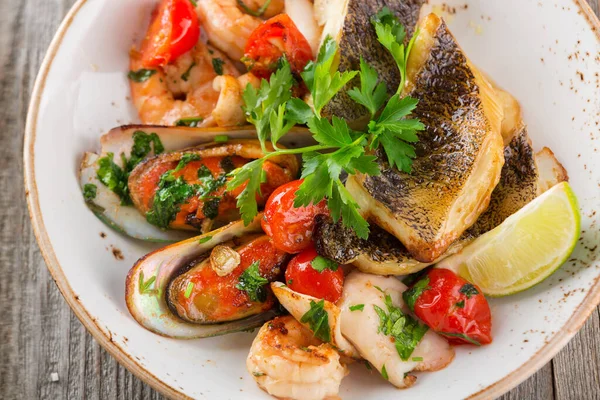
(1, 1, 598, 399)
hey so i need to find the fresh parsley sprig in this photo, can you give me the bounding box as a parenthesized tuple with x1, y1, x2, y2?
(229, 11, 423, 238)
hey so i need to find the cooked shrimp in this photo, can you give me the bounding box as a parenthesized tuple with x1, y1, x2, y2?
(129, 41, 240, 125)
(210, 72, 260, 126)
(195, 0, 284, 61)
(247, 316, 348, 400)
(338, 272, 455, 389)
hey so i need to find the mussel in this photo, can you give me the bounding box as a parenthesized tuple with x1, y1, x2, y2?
(126, 215, 288, 338)
(79, 125, 312, 242)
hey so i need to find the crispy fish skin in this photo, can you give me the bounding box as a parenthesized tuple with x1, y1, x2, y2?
(348, 13, 504, 263)
(317, 126, 568, 276)
(315, 0, 425, 125)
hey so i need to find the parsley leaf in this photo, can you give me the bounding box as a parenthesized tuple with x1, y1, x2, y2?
(347, 57, 388, 118)
(311, 256, 338, 272)
(128, 69, 156, 82)
(181, 62, 195, 81)
(146, 175, 198, 229)
(302, 36, 358, 116)
(460, 283, 480, 299)
(374, 292, 428, 361)
(349, 304, 365, 312)
(236, 0, 272, 17)
(455, 300, 465, 308)
(97, 152, 131, 205)
(129, 131, 165, 169)
(227, 158, 265, 225)
(198, 236, 212, 244)
(440, 332, 482, 346)
(236, 261, 268, 302)
(402, 276, 430, 312)
(184, 282, 194, 298)
(212, 58, 225, 75)
(174, 153, 201, 172)
(380, 364, 389, 380)
(83, 184, 97, 201)
(300, 299, 331, 342)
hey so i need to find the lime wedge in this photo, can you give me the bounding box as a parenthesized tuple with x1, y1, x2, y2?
(438, 182, 581, 297)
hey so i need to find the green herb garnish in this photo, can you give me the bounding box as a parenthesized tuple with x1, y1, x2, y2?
(402, 276, 430, 312)
(220, 156, 235, 173)
(236, 0, 271, 17)
(184, 282, 194, 298)
(189, 0, 197, 7)
(97, 153, 131, 205)
(374, 291, 428, 361)
(310, 256, 338, 273)
(175, 117, 203, 127)
(174, 153, 201, 172)
(380, 364, 389, 380)
(202, 197, 221, 219)
(252, 372, 265, 377)
(230, 14, 423, 238)
(146, 175, 198, 229)
(300, 299, 330, 342)
(83, 184, 97, 201)
(198, 236, 213, 244)
(236, 261, 268, 302)
(440, 332, 482, 346)
(212, 58, 225, 75)
(214, 135, 229, 143)
(459, 283, 479, 299)
(181, 62, 196, 81)
(349, 304, 364, 312)
(138, 271, 157, 295)
(412, 356, 423, 362)
(455, 300, 465, 308)
(128, 69, 156, 82)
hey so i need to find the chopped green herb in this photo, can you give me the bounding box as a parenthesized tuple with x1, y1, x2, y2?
(198, 236, 213, 244)
(129, 131, 164, 169)
(184, 282, 194, 298)
(380, 364, 389, 380)
(146, 175, 198, 229)
(128, 69, 156, 82)
(310, 256, 338, 273)
(97, 152, 131, 205)
(236, 0, 271, 17)
(252, 372, 265, 377)
(374, 292, 428, 361)
(203, 197, 221, 219)
(175, 116, 203, 127)
(300, 299, 330, 342)
(236, 261, 268, 302)
(299, 346, 311, 352)
(138, 271, 157, 295)
(174, 153, 201, 172)
(287, 279, 293, 285)
(364, 361, 373, 371)
(460, 283, 479, 299)
(83, 184, 97, 201)
(441, 332, 482, 346)
(181, 62, 196, 81)
(412, 356, 423, 362)
(214, 135, 229, 143)
(455, 300, 465, 308)
(212, 58, 225, 75)
(349, 304, 365, 312)
(402, 276, 430, 312)
(220, 156, 235, 173)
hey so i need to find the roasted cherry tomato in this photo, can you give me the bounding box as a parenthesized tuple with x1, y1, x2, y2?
(243, 14, 314, 79)
(285, 245, 344, 303)
(403, 268, 492, 345)
(262, 179, 329, 253)
(140, 0, 200, 68)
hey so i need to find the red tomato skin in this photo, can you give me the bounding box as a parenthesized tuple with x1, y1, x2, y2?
(140, 0, 200, 68)
(243, 14, 314, 79)
(262, 180, 329, 254)
(411, 268, 492, 345)
(285, 246, 344, 303)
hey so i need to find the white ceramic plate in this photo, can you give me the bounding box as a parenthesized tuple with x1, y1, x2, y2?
(24, 1, 600, 399)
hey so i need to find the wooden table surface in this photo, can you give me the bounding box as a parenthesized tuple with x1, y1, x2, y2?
(2, 1, 599, 399)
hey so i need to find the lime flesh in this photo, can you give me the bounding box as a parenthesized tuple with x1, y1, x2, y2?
(438, 182, 581, 297)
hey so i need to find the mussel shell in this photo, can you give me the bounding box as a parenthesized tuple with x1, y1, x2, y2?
(125, 214, 277, 338)
(80, 125, 314, 242)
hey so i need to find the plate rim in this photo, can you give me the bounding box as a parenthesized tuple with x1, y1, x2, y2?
(22, 1, 600, 399)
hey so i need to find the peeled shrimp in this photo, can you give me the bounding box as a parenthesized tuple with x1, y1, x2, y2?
(195, 0, 284, 61)
(247, 316, 348, 400)
(129, 42, 240, 125)
(210, 72, 260, 126)
(338, 272, 455, 389)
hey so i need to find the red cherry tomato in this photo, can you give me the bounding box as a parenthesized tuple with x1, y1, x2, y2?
(285, 246, 344, 303)
(403, 268, 492, 345)
(140, 0, 200, 68)
(262, 180, 329, 254)
(243, 14, 314, 79)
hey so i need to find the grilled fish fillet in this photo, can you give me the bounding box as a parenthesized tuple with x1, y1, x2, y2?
(316, 126, 568, 275)
(347, 13, 505, 262)
(313, 0, 425, 126)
